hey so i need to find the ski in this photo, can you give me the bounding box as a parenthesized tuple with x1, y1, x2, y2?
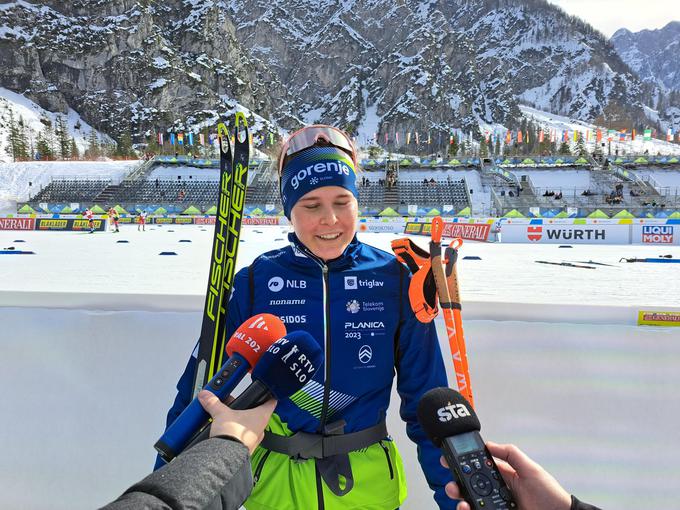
(535, 260, 596, 269)
(192, 113, 249, 398)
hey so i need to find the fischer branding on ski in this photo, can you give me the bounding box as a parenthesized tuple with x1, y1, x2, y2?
(192, 113, 249, 398)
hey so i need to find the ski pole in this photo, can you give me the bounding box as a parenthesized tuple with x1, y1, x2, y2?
(429, 217, 474, 408)
(443, 237, 474, 408)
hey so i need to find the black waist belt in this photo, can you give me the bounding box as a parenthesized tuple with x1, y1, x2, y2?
(260, 420, 388, 461)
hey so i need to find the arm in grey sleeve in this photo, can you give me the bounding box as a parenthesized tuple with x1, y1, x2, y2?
(101, 437, 252, 510)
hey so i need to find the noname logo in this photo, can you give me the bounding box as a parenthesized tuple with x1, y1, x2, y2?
(268, 276, 307, 292)
(346, 300, 360, 313)
(358, 345, 373, 364)
(289, 160, 352, 190)
(344, 276, 384, 290)
(642, 225, 673, 244)
(437, 402, 472, 422)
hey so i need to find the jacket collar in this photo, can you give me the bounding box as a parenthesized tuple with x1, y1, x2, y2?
(287, 232, 360, 271)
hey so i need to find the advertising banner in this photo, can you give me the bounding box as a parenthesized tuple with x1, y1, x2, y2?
(243, 217, 280, 225)
(632, 224, 679, 245)
(35, 218, 106, 232)
(501, 223, 630, 244)
(194, 217, 216, 225)
(0, 217, 36, 230)
(442, 222, 491, 242)
(638, 311, 680, 327)
(357, 218, 405, 233)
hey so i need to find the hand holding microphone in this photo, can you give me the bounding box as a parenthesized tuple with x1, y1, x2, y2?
(155, 314, 286, 462)
(417, 387, 517, 510)
(187, 329, 324, 448)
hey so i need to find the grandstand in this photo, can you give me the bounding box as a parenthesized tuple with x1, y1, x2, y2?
(22, 154, 680, 218)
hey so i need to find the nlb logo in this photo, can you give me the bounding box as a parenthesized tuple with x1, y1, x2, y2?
(268, 276, 307, 293)
(290, 160, 352, 190)
(358, 345, 373, 364)
(642, 225, 673, 244)
(437, 402, 472, 422)
(527, 225, 542, 241)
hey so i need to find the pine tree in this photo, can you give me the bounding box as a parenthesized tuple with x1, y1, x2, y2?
(558, 141, 572, 155)
(493, 137, 501, 156)
(575, 136, 587, 157)
(54, 116, 71, 159)
(448, 136, 459, 158)
(114, 129, 134, 158)
(36, 127, 54, 160)
(479, 137, 489, 157)
(5, 110, 30, 161)
(85, 129, 100, 159)
(70, 137, 80, 159)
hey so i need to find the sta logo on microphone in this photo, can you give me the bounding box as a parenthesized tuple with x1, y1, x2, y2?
(437, 402, 472, 422)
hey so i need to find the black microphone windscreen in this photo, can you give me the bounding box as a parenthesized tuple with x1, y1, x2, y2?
(417, 387, 481, 447)
(251, 330, 323, 400)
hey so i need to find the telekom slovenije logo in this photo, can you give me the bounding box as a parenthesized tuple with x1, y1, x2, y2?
(527, 226, 543, 241)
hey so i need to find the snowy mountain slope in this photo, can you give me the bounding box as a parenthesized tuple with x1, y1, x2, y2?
(0, 0, 677, 142)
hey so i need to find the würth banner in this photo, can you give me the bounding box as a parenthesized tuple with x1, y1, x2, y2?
(0, 218, 35, 230)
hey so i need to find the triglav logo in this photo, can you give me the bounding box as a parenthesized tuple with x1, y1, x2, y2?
(344, 276, 358, 290)
(268, 276, 284, 292)
(437, 402, 472, 422)
(346, 300, 360, 313)
(289, 160, 352, 190)
(358, 345, 373, 364)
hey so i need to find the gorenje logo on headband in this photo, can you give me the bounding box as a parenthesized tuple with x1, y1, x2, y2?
(289, 160, 352, 190)
(437, 401, 472, 422)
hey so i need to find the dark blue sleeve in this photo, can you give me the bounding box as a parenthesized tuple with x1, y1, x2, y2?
(153, 267, 252, 471)
(395, 270, 457, 510)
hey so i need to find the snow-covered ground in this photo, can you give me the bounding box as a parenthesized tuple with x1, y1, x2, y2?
(0, 226, 679, 509)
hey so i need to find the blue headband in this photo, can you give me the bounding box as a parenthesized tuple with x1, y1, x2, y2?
(280, 146, 358, 219)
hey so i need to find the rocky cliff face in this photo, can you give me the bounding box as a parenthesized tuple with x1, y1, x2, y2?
(0, 0, 675, 142)
(611, 21, 680, 92)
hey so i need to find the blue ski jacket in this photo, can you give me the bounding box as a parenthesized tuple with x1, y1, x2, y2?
(157, 233, 455, 509)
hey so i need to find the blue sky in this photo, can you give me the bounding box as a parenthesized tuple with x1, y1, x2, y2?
(547, 0, 677, 37)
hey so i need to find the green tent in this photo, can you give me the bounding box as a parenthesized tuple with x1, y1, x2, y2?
(587, 209, 609, 218)
(250, 207, 264, 216)
(91, 205, 106, 214)
(633, 157, 648, 164)
(182, 205, 202, 215)
(522, 158, 536, 164)
(204, 205, 217, 215)
(554, 159, 564, 164)
(575, 157, 589, 164)
(60, 205, 73, 213)
(457, 206, 471, 217)
(554, 211, 569, 218)
(378, 207, 401, 217)
(425, 208, 441, 216)
(614, 158, 624, 164)
(365, 160, 376, 166)
(114, 205, 129, 214)
(668, 157, 679, 164)
(448, 159, 461, 165)
(668, 211, 680, 219)
(18, 204, 36, 214)
(400, 159, 412, 165)
(613, 209, 634, 218)
(502, 209, 525, 218)
(153, 206, 168, 215)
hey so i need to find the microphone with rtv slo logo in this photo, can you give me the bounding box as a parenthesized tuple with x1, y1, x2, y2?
(155, 314, 286, 463)
(417, 387, 517, 510)
(186, 330, 324, 448)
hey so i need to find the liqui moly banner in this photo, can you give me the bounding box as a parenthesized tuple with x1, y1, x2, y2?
(632, 225, 679, 245)
(502, 223, 630, 244)
(0, 217, 35, 230)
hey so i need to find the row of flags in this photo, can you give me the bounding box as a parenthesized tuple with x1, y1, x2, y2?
(153, 126, 679, 147)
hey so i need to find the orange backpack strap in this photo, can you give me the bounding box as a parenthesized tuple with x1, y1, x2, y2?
(391, 238, 439, 323)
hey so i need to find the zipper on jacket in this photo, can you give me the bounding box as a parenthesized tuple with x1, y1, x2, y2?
(253, 450, 271, 485)
(379, 440, 394, 479)
(315, 462, 325, 510)
(318, 263, 332, 429)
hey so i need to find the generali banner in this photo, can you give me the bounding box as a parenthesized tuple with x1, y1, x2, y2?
(404, 221, 491, 242)
(0, 217, 35, 230)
